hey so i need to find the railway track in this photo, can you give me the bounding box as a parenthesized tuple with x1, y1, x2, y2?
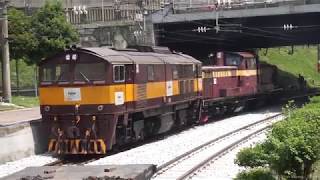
(45, 155, 102, 166)
(152, 113, 284, 180)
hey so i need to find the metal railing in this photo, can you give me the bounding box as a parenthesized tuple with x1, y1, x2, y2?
(172, 0, 320, 13)
(9, 0, 162, 25)
(8, 0, 320, 24)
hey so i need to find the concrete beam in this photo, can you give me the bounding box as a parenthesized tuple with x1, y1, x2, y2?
(152, 4, 320, 24)
(74, 20, 137, 29)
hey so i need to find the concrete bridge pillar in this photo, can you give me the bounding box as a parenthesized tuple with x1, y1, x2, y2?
(144, 16, 157, 46)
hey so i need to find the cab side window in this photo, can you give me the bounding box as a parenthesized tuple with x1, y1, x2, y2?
(147, 65, 155, 81)
(113, 65, 125, 82)
(173, 65, 179, 80)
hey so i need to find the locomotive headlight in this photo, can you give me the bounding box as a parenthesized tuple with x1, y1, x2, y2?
(75, 104, 80, 111)
(97, 105, 104, 111)
(72, 54, 78, 60)
(44, 106, 50, 112)
(65, 54, 71, 61)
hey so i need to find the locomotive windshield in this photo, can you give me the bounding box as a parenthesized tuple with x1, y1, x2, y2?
(40, 62, 106, 84)
(41, 63, 70, 82)
(225, 54, 241, 66)
(74, 62, 106, 82)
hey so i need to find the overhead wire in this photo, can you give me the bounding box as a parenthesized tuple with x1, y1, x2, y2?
(156, 13, 237, 44)
(156, 8, 296, 43)
(158, 34, 236, 46)
(158, 19, 293, 44)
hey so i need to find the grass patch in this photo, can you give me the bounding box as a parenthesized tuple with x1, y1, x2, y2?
(12, 96, 39, 108)
(0, 103, 21, 111)
(313, 162, 320, 179)
(259, 46, 320, 87)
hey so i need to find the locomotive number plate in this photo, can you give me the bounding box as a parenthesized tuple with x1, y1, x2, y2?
(166, 81, 173, 96)
(115, 92, 124, 105)
(64, 88, 81, 101)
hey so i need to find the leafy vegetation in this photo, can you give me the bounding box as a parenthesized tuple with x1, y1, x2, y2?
(259, 46, 320, 87)
(10, 60, 37, 89)
(12, 96, 39, 108)
(29, 0, 79, 64)
(234, 168, 275, 180)
(8, 8, 38, 61)
(235, 96, 320, 180)
(0, 103, 21, 111)
(7, 0, 79, 65)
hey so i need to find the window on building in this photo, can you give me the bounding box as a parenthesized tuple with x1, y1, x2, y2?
(113, 65, 125, 82)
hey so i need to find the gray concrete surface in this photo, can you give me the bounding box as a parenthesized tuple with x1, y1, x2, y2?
(0, 107, 40, 126)
(3, 164, 156, 180)
(152, 3, 320, 23)
(0, 107, 48, 163)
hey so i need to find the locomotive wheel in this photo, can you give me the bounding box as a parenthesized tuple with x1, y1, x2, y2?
(144, 116, 161, 137)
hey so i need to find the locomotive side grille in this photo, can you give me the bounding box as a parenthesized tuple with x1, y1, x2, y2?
(136, 84, 147, 100)
(135, 84, 147, 108)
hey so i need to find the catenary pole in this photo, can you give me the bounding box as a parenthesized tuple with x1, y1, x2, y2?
(1, 0, 11, 103)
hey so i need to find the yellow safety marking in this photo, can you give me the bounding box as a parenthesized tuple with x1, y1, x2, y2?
(75, 139, 80, 153)
(97, 139, 107, 154)
(48, 138, 107, 154)
(48, 139, 55, 152)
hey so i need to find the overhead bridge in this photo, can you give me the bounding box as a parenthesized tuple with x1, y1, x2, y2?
(150, 0, 320, 57)
(11, 0, 320, 57)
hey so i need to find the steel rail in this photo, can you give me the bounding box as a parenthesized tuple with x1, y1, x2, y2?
(177, 126, 270, 180)
(152, 113, 283, 178)
(44, 156, 101, 166)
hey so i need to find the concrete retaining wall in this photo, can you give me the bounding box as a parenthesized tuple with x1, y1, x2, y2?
(0, 120, 49, 164)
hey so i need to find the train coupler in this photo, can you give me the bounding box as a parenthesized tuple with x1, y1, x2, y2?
(48, 139, 107, 154)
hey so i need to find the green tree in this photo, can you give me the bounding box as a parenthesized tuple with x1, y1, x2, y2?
(235, 144, 269, 168)
(234, 168, 275, 180)
(8, 8, 38, 93)
(8, 8, 38, 60)
(235, 97, 320, 180)
(29, 0, 79, 64)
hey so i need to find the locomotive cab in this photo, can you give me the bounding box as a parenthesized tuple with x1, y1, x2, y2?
(202, 52, 258, 99)
(39, 50, 116, 154)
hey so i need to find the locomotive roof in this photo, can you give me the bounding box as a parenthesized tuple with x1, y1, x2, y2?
(82, 47, 201, 65)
